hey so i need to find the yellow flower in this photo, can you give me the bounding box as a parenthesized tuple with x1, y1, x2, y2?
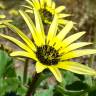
(0, 10, 96, 82)
(24, 0, 71, 25)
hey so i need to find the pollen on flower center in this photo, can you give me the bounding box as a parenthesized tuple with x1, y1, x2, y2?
(36, 45, 60, 65)
(39, 9, 53, 23)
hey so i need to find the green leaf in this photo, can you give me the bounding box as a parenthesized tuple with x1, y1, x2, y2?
(61, 71, 81, 87)
(88, 90, 96, 96)
(17, 85, 27, 96)
(4, 91, 19, 96)
(54, 71, 89, 96)
(0, 77, 20, 96)
(0, 50, 12, 78)
(87, 79, 96, 96)
(55, 85, 86, 96)
(0, 50, 15, 78)
(34, 72, 52, 88)
(34, 86, 54, 96)
(65, 81, 88, 91)
(5, 66, 16, 77)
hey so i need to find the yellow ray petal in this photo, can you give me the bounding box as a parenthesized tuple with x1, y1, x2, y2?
(34, 9, 45, 45)
(19, 10, 41, 46)
(57, 61, 96, 76)
(0, 25, 6, 28)
(26, 0, 35, 7)
(46, 0, 52, 7)
(4, 22, 36, 51)
(0, 20, 12, 24)
(31, 0, 40, 9)
(36, 62, 47, 73)
(56, 31, 84, 50)
(10, 51, 37, 61)
(25, 9, 33, 13)
(52, 2, 55, 9)
(55, 6, 66, 13)
(48, 66, 62, 82)
(0, 34, 32, 52)
(47, 16, 58, 44)
(58, 19, 72, 25)
(58, 13, 71, 18)
(60, 42, 92, 54)
(55, 32, 85, 50)
(22, 5, 33, 10)
(62, 32, 86, 47)
(48, 36, 64, 48)
(40, 0, 45, 8)
(61, 49, 96, 60)
(35, 0, 41, 8)
(57, 21, 73, 41)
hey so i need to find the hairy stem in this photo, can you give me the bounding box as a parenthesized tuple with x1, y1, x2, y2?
(23, 58, 29, 84)
(26, 72, 40, 96)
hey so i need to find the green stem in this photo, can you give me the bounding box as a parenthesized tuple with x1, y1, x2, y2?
(23, 58, 29, 84)
(26, 72, 40, 96)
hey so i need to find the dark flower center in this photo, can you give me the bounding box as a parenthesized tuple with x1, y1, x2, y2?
(39, 9, 53, 23)
(36, 45, 60, 65)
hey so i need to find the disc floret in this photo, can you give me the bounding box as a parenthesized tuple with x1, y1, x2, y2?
(39, 9, 54, 24)
(36, 45, 60, 65)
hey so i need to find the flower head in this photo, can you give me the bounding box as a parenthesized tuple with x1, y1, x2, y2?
(24, 0, 70, 25)
(1, 10, 96, 82)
